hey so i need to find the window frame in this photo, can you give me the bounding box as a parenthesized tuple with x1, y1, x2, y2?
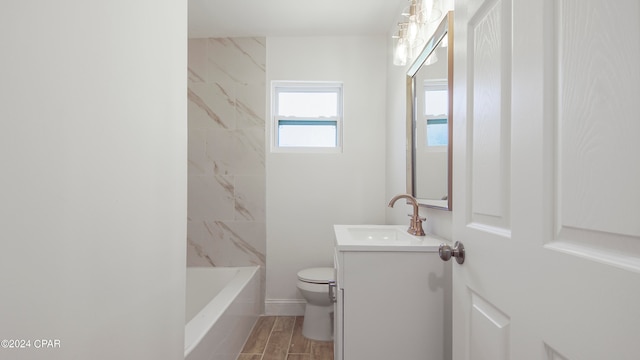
(271, 81, 344, 153)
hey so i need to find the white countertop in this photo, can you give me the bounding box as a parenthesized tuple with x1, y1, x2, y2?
(333, 224, 447, 252)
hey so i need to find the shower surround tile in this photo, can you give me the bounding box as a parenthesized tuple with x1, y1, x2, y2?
(187, 221, 216, 267)
(188, 38, 207, 83)
(188, 82, 236, 130)
(188, 128, 207, 175)
(237, 83, 266, 128)
(205, 220, 266, 267)
(207, 37, 266, 86)
(234, 175, 266, 222)
(187, 36, 266, 308)
(206, 128, 235, 176)
(234, 127, 265, 175)
(188, 174, 234, 222)
(203, 127, 265, 177)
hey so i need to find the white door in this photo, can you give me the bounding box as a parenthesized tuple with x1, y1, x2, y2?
(451, 0, 640, 359)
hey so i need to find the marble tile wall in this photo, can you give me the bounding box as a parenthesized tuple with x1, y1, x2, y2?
(187, 38, 266, 274)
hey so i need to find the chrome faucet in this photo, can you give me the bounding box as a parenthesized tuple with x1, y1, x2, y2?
(388, 194, 426, 236)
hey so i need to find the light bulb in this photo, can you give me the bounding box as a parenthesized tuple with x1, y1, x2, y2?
(412, 22, 426, 49)
(394, 38, 408, 66)
(407, 18, 419, 45)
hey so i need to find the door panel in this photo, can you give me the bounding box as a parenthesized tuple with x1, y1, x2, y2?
(552, 0, 640, 270)
(453, 0, 640, 359)
(469, 292, 510, 360)
(544, 345, 569, 360)
(469, 0, 511, 230)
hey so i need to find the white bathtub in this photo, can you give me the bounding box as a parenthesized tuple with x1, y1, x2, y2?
(185, 266, 260, 360)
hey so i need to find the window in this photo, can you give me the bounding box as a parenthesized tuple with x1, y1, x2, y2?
(272, 82, 343, 152)
(423, 81, 448, 147)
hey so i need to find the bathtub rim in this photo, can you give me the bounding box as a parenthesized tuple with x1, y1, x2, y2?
(184, 265, 260, 357)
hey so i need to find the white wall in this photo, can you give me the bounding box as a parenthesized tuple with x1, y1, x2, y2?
(0, 2, 187, 359)
(266, 36, 388, 314)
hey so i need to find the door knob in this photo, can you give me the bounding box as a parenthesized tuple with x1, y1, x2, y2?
(439, 241, 465, 264)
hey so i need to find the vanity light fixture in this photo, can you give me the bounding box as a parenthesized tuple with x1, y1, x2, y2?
(393, 0, 443, 66)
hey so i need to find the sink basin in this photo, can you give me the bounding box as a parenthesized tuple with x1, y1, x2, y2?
(346, 227, 411, 242)
(334, 224, 444, 252)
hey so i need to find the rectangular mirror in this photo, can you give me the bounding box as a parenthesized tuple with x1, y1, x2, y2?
(406, 11, 453, 210)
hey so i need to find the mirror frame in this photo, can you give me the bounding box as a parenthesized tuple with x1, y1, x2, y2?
(406, 11, 453, 210)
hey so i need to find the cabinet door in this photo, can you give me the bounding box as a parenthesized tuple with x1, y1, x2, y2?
(342, 251, 446, 360)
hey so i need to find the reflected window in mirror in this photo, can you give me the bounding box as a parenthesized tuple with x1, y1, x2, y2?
(424, 80, 448, 147)
(427, 119, 448, 147)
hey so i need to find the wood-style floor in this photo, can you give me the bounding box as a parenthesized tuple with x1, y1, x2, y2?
(237, 316, 334, 360)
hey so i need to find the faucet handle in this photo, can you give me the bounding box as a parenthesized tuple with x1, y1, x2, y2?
(407, 214, 426, 221)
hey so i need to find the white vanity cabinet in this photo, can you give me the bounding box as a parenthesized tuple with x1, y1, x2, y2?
(333, 225, 449, 360)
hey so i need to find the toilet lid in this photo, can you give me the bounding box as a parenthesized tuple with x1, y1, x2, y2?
(297, 267, 335, 284)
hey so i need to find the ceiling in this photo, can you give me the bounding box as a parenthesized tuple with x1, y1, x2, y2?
(188, 0, 408, 38)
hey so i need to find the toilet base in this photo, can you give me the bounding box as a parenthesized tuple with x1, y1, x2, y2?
(302, 303, 333, 341)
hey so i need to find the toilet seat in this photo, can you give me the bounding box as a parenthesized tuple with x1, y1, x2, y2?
(297, 267, 334, 284)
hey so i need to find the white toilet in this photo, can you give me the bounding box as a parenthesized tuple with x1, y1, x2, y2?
(296, 267, 335, 341)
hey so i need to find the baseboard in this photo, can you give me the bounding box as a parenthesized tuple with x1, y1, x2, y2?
(264, 299, 306, 316)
